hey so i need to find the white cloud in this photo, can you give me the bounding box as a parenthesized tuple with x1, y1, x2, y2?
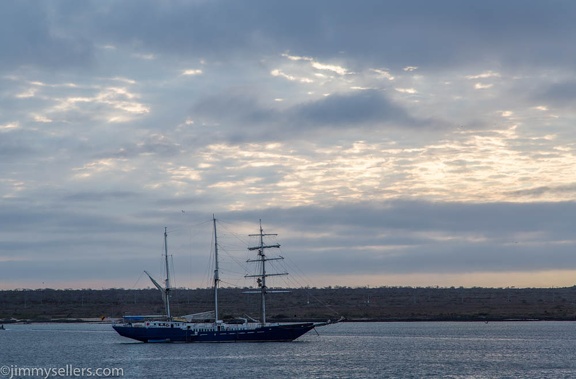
(270, 68, 314, 83)
(33, 114, 52, 123)
(311, 61, 348, 75)
(395, 88, 417, 94)
(281, 53, 313, 62)
(466, 71, 501, 79)
(16, 88, 37, 98)
(0, 122, 19, 130)
(474, 83, 493, 89)
(182, 69, 203, 76)
(371, 68, 395, 80)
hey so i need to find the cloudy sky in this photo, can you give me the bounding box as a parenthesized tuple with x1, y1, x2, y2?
(2, 0, 576, 290)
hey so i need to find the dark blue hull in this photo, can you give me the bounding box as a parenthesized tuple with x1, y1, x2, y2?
(113, 322, 316, 343)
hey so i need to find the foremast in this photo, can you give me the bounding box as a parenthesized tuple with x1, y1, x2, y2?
(163, 227, 171, 319)
(245, 220, 287, 326)
(144, 227, 172, 320)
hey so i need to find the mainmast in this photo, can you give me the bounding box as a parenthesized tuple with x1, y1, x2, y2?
(213, 215, 220, 322)
(245, 220, 287, 325)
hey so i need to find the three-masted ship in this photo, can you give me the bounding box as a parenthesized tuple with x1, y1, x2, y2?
(113, 218, 336, 343)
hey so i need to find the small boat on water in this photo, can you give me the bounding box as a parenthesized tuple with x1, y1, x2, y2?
(113, 217, 338, 343)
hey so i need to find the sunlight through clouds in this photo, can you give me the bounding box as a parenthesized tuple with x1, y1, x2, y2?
(72, 158, 128, 179)
(3, 1, 576, 289)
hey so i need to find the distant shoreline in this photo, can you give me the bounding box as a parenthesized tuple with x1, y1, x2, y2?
(2, 286, 576, 322)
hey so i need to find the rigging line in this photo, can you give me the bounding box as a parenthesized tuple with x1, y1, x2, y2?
(275, 255, 341, 317)
(165, 225, 187, 234)
(299, 288, 341, 317)
(175, 219, 213, 232)
(187, 228, 195, 290)
(218, 279, 244, 288)
(218, 246, 250, 273)
(219, 267, 248, 278)
(273, 257, 306, 288)
(130, 271, 146, 289)
(170, 254, 176, 288)
(216, 219, 253, 248)
(200, 226, 216, 289)
(281, 253, 314, 285)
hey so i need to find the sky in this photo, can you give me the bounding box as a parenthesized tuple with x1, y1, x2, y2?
(2, 0, 576, 290)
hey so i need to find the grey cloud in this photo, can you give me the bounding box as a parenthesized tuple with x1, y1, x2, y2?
(53, 0, 576, 71)
(531, 81, 576, 107)
(2, 199, 576, 287)
(290, 90, 422, 128)
(0, 1, 93, 70)
(309, 242, 576, 276)
(0, 131, 35, 158)
(2, 0, 575, 74)
(190, 91, 276, 129)
(0, 257, 165, 285)
(224, 200, 576, 246)
(128, 134, 182, 157)
(505, 184, 576, 198)
(62, 191, 141, 202)
(189, 89, 431, 144)
(0, 193, 162, 236)
(220, 200, 576, 276)
(245, 200, 576, 236)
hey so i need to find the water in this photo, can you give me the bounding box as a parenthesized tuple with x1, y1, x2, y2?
(1, 322, 576, 378)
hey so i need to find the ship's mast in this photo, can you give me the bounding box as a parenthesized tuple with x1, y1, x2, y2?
(144, 227, 172, 320)
(213, 215, 220, 322)
(246, 220, 286, 325)
(163, 227, 171, 320)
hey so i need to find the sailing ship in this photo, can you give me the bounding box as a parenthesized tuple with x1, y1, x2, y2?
(113, 217, 337, 342)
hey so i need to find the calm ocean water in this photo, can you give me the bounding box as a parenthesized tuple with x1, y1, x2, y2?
(1, 321, 576, 378)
